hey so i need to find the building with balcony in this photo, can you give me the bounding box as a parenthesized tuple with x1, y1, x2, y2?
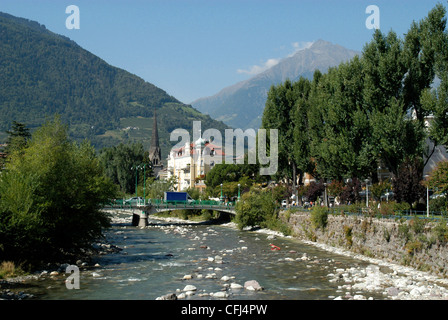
(166, 137, 224, 192)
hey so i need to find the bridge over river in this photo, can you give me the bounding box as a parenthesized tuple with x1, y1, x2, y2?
(104, 199, 236, 227)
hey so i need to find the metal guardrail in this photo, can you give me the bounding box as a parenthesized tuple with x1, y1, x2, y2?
(282, 206, 448, 221)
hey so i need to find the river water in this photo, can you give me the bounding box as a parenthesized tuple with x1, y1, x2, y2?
(28, 210, 391, 300)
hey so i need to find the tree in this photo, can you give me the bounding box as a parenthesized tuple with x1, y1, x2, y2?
(308, 57, 375, 180)
(393, 157, 425, 209)
(262, 79, 300, 186)
(3, 121, 31, 156)
(426, 160, 448, 195)
(234, 188, 278, 230)
(146, 176, 177, 200)
(99, 142, 152, 194)
(340, 178, 362, 204)
(0, 117, 117, 266)
(291, 77, 314, 185)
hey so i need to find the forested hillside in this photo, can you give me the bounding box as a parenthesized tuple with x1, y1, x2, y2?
(0, 12, 228, 155)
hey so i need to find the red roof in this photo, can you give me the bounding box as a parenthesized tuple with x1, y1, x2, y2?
(172, 142, 225, 157)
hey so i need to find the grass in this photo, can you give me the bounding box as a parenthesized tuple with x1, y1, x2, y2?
(0, 261, 26, 279)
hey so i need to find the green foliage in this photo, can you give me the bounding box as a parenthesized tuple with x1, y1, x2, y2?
(429, 196, 448, 213)
(426, 160, 448, 196)
(3, 121, 31, 155)
(205, 162, 262, 199)
(146, 176, 177, 200)
(234, 188, 278, 230)
(258, 4, 448, 211)
(432, 219, 448, 243)
(371, 181, 392, 201)
(310, 206, 329, 230)
(0, 117, 117, 266)
(99, 142, 152, 194)
(343, 225, 353, 247)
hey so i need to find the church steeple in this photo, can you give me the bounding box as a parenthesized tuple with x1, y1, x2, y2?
(149, 107, 162, 170)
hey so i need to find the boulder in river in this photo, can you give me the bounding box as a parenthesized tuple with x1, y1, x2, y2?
(244, 280, 263, 291)
(156, 293, 177, 300)
(183, 285, 197, 292)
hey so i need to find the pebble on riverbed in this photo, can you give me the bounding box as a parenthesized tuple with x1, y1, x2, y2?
(327, 264, 448, 300)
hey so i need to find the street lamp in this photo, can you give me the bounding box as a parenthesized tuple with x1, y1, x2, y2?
(142, 164, 146, 205)
(323, 182, 328, 207)
(220, 183, 223, 202)
(131, 166, 139, 198)
(424, 174, 430, 218)
(365, 179, 369, 208)
(238, 183, 241, 201)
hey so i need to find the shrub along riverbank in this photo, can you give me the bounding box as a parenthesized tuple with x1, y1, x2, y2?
(0, 118, 117, 272)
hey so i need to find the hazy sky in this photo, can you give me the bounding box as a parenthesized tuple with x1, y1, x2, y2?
(0, 0, 445, 103)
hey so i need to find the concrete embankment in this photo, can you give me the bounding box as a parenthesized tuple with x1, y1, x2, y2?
(280, 210, 448, 299)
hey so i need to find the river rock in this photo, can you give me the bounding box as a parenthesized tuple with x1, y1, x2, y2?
(230, 283, 243, 289)
(386, 287, 400, 296)
(221, 276, 231, 281)
(183, 285, 197, 292)
(183, 274, 193, 280)
(244, 280, 263, 291)
(212, 291, 228, 298)
(156, 293, 177, 300)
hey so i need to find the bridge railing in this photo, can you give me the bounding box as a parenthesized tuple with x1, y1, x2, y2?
(103, 198, 237, 210)
(149, 199, 236, 209)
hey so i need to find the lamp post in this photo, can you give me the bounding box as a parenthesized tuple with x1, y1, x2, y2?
(142, 164, 146, 205)
(238, 183, 241, 201)
(132, 166, 138, 198)
(220, 183, 223, 202)
(365, 179, 369, 208)
(424, 174, 430, 218)
(323, 183, 328, 207)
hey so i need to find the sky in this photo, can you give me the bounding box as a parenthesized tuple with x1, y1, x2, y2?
(0, 0, 445, 104)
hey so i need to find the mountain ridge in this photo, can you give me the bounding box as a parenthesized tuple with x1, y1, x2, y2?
(192, 40, 360, 129)
(0, 11, 228, 157)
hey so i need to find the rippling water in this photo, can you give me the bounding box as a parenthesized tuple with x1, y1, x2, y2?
(29, 211, 388, 300)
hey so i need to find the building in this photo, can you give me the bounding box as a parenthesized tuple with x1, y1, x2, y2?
(166, 137, 224, 192)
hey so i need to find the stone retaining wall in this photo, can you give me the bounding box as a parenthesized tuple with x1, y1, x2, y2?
(282, 211, 448, 278)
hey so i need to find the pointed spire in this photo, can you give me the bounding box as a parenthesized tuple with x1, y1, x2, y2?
(149, 107, 162, 167)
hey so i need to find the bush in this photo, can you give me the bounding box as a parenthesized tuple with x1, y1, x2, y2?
(235, 188, 278, 230)
(429, 196, 448, 214)
(0, 118, 117, 266)
(310, 206, 328, 230)
(432, 219, 448, 244)
(0, 261, 25, 279)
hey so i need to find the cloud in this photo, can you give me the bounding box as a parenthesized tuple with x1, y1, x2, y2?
(288, 41, 314, 57)
(237, 58, 280, 75)
(237, 41, 314, 76)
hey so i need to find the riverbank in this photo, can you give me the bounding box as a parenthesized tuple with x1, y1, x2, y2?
(150, 213, 448, 300)
(158, 212, 448, 300)
(115, 212, 448, 300)
(3, 210, 448, 300)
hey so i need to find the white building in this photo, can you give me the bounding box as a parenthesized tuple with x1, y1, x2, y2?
(166, 137, 224, 192)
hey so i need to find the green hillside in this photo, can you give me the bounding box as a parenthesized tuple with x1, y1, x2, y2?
(0, 12, 228, 158)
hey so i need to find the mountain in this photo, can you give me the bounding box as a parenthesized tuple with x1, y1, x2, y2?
(192, 40, 360, 129)
(0, 12, 228, 158)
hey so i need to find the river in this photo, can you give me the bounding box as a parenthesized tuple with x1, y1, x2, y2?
(18, 209, 448, 300)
